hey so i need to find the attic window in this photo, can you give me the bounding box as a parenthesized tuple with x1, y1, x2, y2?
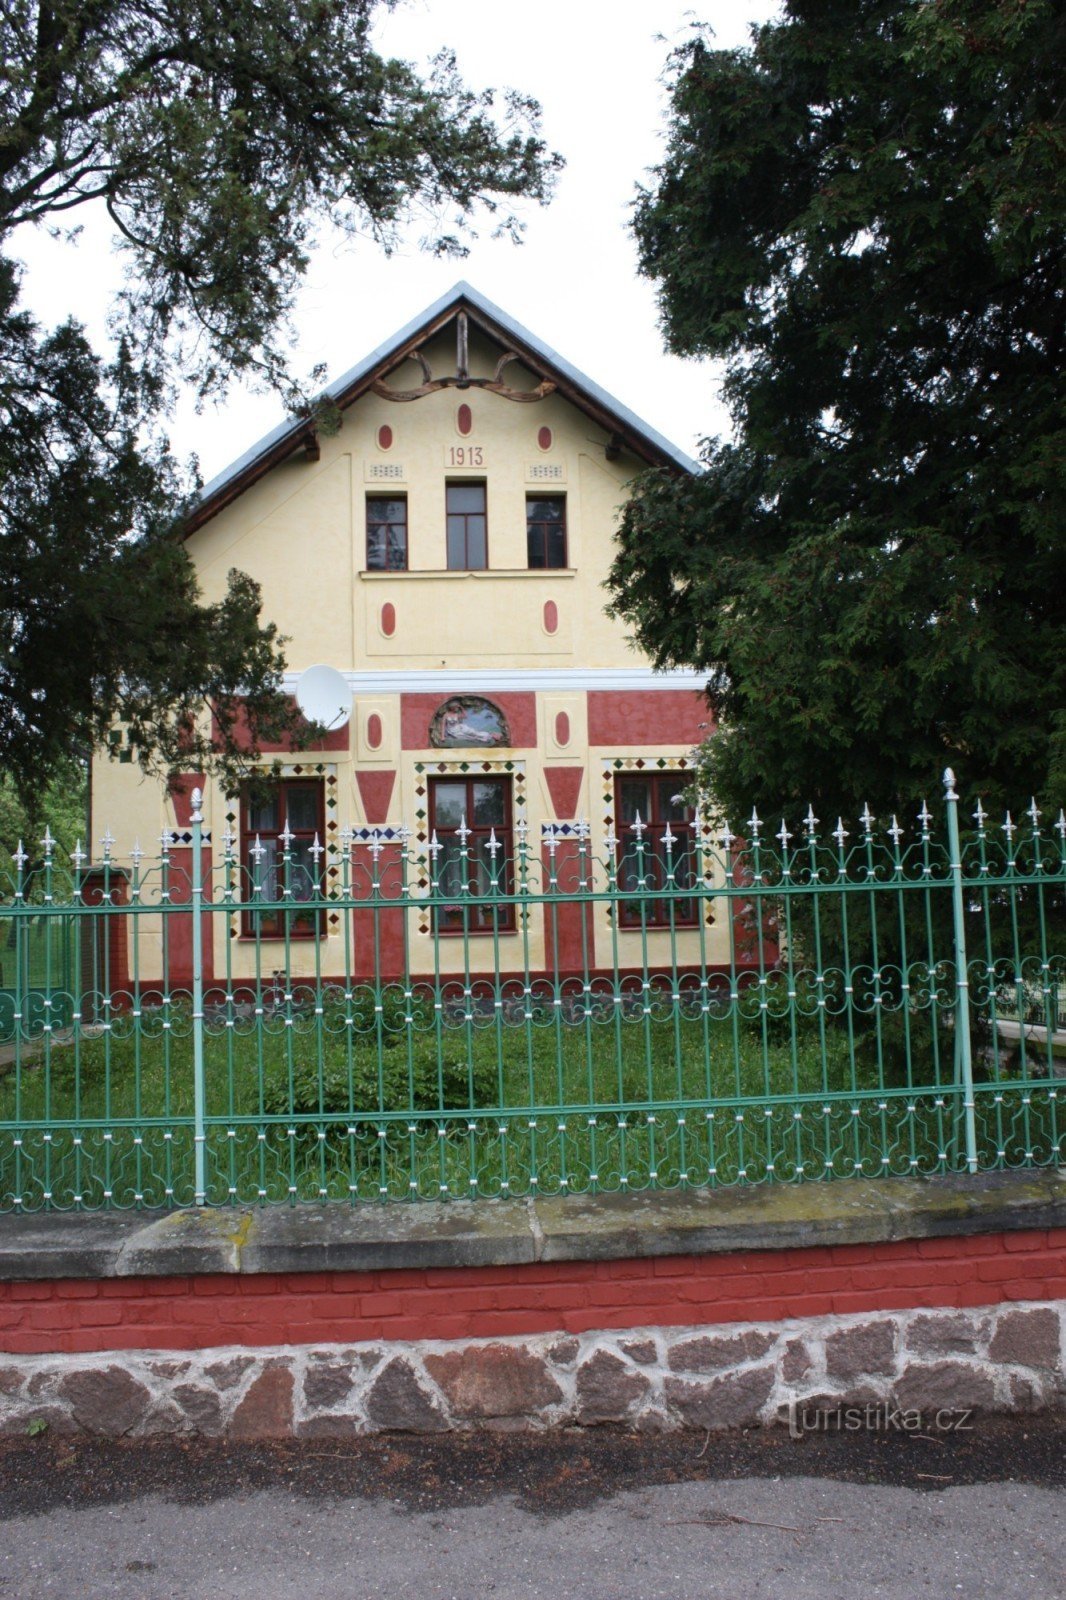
(446, 482, 487, 570)
(366, 496, 407, 571)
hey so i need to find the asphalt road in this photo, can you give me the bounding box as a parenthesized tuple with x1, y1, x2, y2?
(0, 1419, 1062, 1600)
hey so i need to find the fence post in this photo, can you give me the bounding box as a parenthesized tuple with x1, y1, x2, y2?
(190, 787, 206, 1204)
(944, 768, 978, 1174)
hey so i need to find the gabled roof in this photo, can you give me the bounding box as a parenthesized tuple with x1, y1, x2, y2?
(187, 281, 698, 534)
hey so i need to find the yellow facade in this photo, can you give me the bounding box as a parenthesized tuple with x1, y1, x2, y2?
(92, 287, 727, 982)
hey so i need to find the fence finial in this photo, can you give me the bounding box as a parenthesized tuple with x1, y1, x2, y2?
(943, 768, 957, 800)
(190, 787, 203, 824)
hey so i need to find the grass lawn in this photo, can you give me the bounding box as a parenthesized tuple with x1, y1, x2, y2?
(0, 996, 1056, 1208)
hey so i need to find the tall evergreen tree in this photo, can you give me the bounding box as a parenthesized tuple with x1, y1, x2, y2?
(608, 0, 1064, 824)
(0, 0, 560, 795)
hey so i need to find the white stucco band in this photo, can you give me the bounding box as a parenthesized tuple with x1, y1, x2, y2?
(284, 668, 709, 696)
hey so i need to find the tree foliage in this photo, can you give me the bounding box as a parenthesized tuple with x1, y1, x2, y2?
(1, 0, 560, 795)
(608, 0, 1065, 824)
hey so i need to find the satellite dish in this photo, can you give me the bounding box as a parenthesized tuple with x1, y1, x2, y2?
(294, 664, 352, 731)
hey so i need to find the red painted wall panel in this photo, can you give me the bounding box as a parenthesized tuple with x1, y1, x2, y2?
(401, 694, 537, 751)
(587, 690, 711, 747)
(213, 698, 349, 754)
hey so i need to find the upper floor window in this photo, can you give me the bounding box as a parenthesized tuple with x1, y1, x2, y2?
(446, 482, 487, 570)
(240, 780, 324, 938)
(366, 496, 407, 571)
(526, 495, 567, 569)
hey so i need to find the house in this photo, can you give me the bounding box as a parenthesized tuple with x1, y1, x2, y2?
(91, 283, 738, 990)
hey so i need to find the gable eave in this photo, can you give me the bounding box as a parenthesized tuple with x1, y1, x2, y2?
(186, 282, 698, 536)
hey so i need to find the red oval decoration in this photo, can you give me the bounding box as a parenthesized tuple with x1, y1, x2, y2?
(377, 424, 393, 450)
(381, 602, 396, 637)
(457, 403, 473, 436)
(543, 599, 559, 634)
(537, 425, 552, 451)
(555, 712, 570, 747)
(366, 713, 382, 750)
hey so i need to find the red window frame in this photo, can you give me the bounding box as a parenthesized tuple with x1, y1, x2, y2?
(526, 494, 567, 569)
(240, 780, 325, 939)
(614, 774, 699, 929)
(428, 776, 515, 934)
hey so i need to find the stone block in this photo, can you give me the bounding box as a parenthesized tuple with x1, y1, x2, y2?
(59, 1366, 152, 1438)
(825, 1320, 897, 1380)
(363, 1358, 447, 1433)
(667, 1330, 774, 1373)
(229, 1366, 295, 1439)
(204, 1356, 255, 1390)
(906, 1313, 981, 1357)
(988, 1309, 1062, 1371)
(663, 1366, 775, 1430)
(171, 1383, 224, 1435)
(424, 1344, 562, 1419)
(893, 1361, 996, 1414)
(618, 1338, 658, 1365)
(781, 1340, 813, 1384)
(303, 1360, 354, 1411)
(575, 1349, 651, 1424)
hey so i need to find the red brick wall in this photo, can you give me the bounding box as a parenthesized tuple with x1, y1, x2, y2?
(3, 1228, 1064, 1357)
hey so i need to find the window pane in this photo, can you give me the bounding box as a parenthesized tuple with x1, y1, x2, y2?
(472, 837, 498, 894)
(658, 777, 692, 823)
(246, 792, 279, 832)
(472, 781, 505, 826)
(289, 839, 318, 902)
(432, 783, 466, 831)
(447, 518, 466, 568)
(437, 839, 466, 897)
(285, 787, 318, 832)
(546, 524, 567, 567)
(366, 525, 387, 569)
(369, 498, 405, 522)
(527, 525, 545, 568)
(367, 499, 407, 571)
(466, 517, 486, 569)
(446, 484, 485, 514)
(618, 780, 650, 824)
(254, 837, 279, 902)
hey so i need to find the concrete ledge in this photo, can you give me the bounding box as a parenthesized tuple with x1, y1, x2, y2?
(0, 1170, 1062, 1283)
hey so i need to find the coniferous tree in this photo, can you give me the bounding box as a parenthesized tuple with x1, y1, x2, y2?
(608, 0, 1064, 826)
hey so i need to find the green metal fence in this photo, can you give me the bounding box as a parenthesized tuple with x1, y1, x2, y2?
(0, 770, 1062, 1212)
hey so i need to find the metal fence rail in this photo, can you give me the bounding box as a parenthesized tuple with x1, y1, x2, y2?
(0, 771, 1062, 1212)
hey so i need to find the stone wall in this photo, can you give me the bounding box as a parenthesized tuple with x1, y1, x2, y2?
(2, 1302, 1062, 1439)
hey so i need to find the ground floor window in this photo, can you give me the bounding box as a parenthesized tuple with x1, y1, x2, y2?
(428, 776, 515, 933)
(240, 780, 324, 937)
(614, 774, 698, 927)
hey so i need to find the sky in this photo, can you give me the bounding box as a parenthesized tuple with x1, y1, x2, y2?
(14, 0, 780, 483)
